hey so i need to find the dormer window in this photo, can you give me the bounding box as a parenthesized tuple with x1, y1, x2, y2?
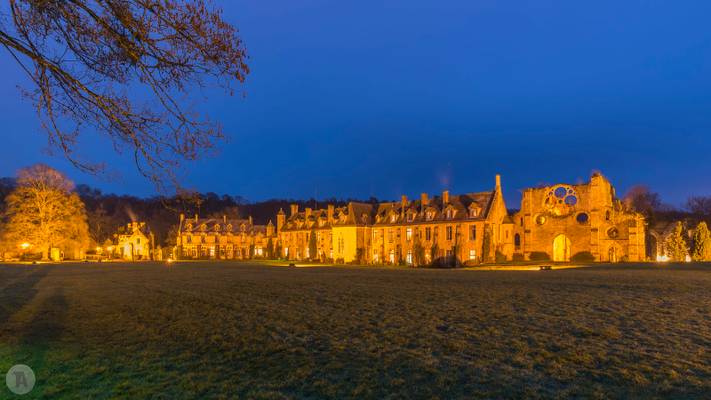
(470, 208, 479, 218)
(426, 211, 434, 221)
(226, 224, 233, 231)
(240, 224, 246, 232)
(390, 214, 397, 223)
(406, 212, 414, 222)
(200, 224, 207, 231)
(214, 224, 220, 232)
(185, 223, 193, 231)
(446, 209, 454, 219)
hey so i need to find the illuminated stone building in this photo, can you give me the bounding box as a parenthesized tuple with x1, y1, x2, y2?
(277, 205, 333, 261)
(278, 202, 374, 262)
(512, 173, 646, 262)
(331, 202, 374, 263)
(277, 175, 513, 265)
(371, 175, 512, 265)
(115, 222, 154, 261)
(176, 214, 276, 260)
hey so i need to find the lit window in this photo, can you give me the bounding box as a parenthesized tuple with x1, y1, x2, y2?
(469, 225, 476, 241)
(469, 249, 476, 260)
(406, 228, 412, 240)
(425, 227, 431, 241)
(446, 226, 453, 241)
(406, 251, 413, 265)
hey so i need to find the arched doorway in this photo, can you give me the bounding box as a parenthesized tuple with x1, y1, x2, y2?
(608, 247, 618, 263)
(553, 234, 571, 262)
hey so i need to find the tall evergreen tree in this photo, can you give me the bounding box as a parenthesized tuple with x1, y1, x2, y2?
(308, 230, 318, 261)
(413, 234, 425, 267)
(665, 221, 688, 262)
(692, 222, 711, 261)
(481, 224, 492, 263)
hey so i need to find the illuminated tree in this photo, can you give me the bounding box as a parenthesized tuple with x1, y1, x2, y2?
(0, 1, 249, 189)
(308, 230, 318, 261)
(2, 164, 89, 260)
(692, 222, 711, 261)
(664, 222, 688, 262)
(266, 237, 274, 259)
(481, 224, 492, 263)
(412, 234, 425, 266)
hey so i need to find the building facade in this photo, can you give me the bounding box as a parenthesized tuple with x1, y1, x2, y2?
(176, 214, 276, 260)
(512, 173, 646, 262)
(114, 222, 154, 261)
(277, 175, 513, 265)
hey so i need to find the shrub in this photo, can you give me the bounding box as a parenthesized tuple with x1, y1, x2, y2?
(571, 251, 595, 263)
(512, 253, 525, 262)
(495, 251, 507, 263)
(529, 251, 550, 261)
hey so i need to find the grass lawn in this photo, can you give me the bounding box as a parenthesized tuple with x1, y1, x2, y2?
(1, 262, 711, 399)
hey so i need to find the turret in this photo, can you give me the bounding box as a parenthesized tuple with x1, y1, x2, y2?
(276, 208, 286, 233)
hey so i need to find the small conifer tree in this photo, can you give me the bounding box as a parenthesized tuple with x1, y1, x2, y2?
(665, 221, 688, 262)
(692, 222, 711, 261)
(308, 230, 318, 261)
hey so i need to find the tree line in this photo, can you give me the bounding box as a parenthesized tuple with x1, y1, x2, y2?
(2, 165, 711, 261)
(0, 165, 379, 257)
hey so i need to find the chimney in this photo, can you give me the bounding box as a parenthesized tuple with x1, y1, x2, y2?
(401, 195, 408, 208)
(290, 203, 299, 217)
(421, 193, 429, 212)
(442, 190, 450, 205)
(495, 174, 501, 191)
(180, 213, 185, 223)
(305, 207, 312, 218)
(223, 215, 227, 224)
(248, 216, 253, 225)
(327, 204, 335, 223)
(194, 214, 198, 222)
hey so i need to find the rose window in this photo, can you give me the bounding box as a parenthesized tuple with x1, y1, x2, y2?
(545, 185, 578, 216)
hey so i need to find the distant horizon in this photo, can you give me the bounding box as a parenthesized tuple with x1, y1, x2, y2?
(0, 168, 693, 211)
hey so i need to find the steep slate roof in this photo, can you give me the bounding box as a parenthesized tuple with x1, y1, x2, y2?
(281, 207, 332, 231)
(333, 202, 374, 226)
(180, 217, 266, 235)
(373, 192, 495, 226)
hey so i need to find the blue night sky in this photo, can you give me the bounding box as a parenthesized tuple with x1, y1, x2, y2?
(2, 0, 711, 207)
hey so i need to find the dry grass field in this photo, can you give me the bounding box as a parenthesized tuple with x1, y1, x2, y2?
(1, 262, 711, 399)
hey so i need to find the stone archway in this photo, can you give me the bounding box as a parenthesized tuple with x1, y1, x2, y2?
(553, 234, 571, 262)
(608, 247, 618, 263)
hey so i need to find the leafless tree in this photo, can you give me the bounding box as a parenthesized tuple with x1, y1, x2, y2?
(0, 1, 249, 190)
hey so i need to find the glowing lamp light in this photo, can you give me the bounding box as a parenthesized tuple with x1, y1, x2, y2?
(107, 246, 114, 252)
(19, 242, 31, 250)
(656, 254, 669, 263)
(685, 255, 692, 263)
